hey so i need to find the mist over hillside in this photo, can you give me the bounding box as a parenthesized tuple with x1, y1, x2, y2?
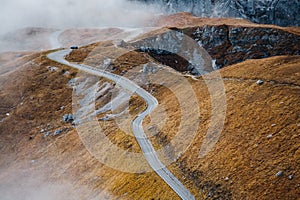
(1, 0, 299, 39)
(0, 0, 299, 199)
(0, 0, 163, 52)
(1, 0, 299, 53)
(1, 0, 161, 34)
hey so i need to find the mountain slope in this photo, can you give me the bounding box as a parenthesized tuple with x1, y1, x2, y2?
(139, 0, 300, 26)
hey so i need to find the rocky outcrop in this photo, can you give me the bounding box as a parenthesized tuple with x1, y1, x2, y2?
(132, 29, 213, 75)
(129, 24, 300, 73)
(234, 0, 300, 27)
(138, 0, 300, 27)
(186, 25, 300, 68)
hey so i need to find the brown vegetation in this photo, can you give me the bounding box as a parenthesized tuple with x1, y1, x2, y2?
(0, 14, 299, 200)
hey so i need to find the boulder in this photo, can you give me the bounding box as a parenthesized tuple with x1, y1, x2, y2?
(63, 114, 74, 123)
(54, 130, 63, 136)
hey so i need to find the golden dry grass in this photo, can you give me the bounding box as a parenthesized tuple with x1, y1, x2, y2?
(0, 51, 183, 199)
(1, 20, 299, 199)
(65, 38, 300, 199)
(168, 56, 300, 199)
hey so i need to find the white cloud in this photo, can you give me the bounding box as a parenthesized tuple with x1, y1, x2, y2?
(0, 0, 162, 35)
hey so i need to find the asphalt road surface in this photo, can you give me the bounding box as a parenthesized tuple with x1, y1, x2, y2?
(47, 45, 195, 200)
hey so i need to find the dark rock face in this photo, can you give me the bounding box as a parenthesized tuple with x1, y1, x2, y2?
(138, 0, 300, 27)
(132, 30, 215, 75)
(130, 25, 300, 73)
(186, 25, 300, 68)
(235, 0, 300, 27)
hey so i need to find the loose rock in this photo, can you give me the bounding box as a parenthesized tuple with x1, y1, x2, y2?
(47, 66, 59, 72)
(267, 134, 273, 139)
(54, 130, 63, 136)
(100, 116, 109, 121)
(276, 171, 284, 177)
(288, 174, 294, 180)
(63, 71, 70, 76)
(63, 114, 74, 123)
(44, 132, 51, 137)
(256, 80, 264, 85)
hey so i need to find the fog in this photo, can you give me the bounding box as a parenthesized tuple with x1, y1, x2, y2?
(0, 169, 110, 200)
(0, 0, 161, 35)
(0, 0, 163, 53)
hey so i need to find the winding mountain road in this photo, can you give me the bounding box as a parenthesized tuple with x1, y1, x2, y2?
(47, 31, 195, 199)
